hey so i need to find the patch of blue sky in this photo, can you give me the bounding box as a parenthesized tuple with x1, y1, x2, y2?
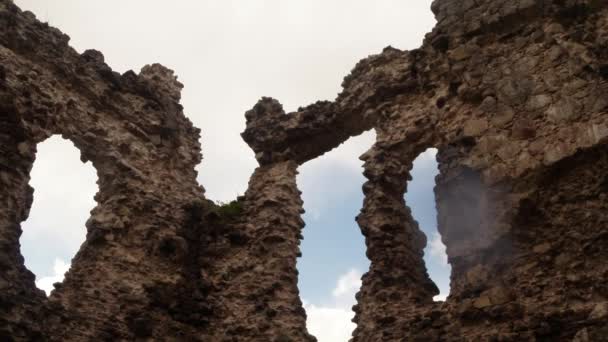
(297, 145, 450, 305)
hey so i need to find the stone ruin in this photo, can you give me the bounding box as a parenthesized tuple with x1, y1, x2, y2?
(1, 0, 608, 340)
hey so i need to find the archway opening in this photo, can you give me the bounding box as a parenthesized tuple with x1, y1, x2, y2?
(405, 148, 451, 301)
(296, 130, 375, 342)
(19, 136, 98, 296)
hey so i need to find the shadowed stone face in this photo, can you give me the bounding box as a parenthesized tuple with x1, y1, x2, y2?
(1, 0, 607, 340)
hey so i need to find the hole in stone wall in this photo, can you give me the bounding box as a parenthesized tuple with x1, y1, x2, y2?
(405, 148, 451, 301)
(19, 136, 98, 296)
(296, 130, 375, 342)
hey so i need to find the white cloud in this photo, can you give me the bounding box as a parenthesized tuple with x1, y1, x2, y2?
(332, 269, 362, 299)
(35, 258, 70, 296)
(428, 232, 448, 267)
(419, 148, 438, 162)
(304, 269, 362, 342)
(433, 294, 447, 302)
(427, 234, 451, 298)
(304, 304, 357, 342)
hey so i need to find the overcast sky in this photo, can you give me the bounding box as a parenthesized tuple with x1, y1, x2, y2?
(14, 1, 444, 340)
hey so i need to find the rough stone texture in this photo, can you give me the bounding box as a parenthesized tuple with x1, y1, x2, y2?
(0, 1, 209, 339)
(1, 0, 608, 341)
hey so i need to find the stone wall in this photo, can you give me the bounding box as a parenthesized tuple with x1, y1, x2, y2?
(0, 1, 209, 339)
(1, 0, 607, 340)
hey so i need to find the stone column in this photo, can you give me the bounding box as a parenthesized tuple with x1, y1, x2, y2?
(352, 144, 439, 341)
(208, 161, 315, 341)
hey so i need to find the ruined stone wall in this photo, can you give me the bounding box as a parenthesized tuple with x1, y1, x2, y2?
(1, 0, 607, 341)
(0, 1, 212, 339)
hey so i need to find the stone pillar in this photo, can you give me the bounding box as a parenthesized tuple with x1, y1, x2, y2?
(208, 161, 315, 341)
(352, 144, 439, 341)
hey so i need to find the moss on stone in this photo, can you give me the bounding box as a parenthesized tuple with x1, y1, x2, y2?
(214, 199, 244, 221)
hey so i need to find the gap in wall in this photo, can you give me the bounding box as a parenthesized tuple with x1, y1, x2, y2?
(296, 130, 375, 342)
(19, 136, 98, 296)
(405, 148, 451, 301)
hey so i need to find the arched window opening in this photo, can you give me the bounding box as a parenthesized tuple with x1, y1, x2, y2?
(296, 130, 375, 342)
(405, 148, 451, 301)
(20, 136, 98, 296)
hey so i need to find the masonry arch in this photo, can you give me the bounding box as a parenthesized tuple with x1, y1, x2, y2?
(0, 98, 176, 305)
(352, 122, 448, 338)
(296, 130, 375, 341)
(405, 147, 451, 301)
(20, 135, 99, 296)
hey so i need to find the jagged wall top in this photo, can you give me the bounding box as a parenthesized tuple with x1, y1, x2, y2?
(1, 0, 608, 341)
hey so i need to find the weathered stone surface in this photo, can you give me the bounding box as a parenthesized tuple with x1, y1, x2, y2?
(1, 0, 608, 341)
